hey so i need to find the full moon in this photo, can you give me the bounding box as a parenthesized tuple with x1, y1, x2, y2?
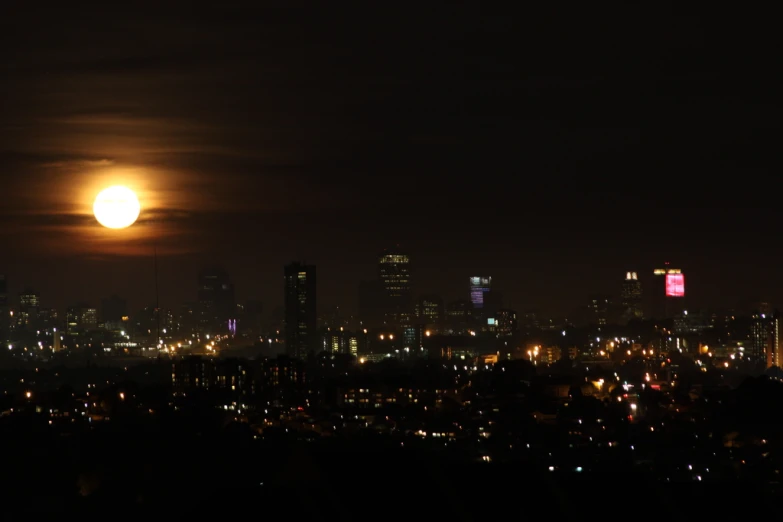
(93, 186, 141, 229)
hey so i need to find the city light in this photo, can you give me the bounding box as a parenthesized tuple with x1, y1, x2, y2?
(666, 273, 685, 297)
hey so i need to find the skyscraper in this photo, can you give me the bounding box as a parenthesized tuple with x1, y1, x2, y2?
(197, 266, 236, 333)
(469, 277, 491, 309)
(621, 271, 643, 319)
(18, 288, 40, 330)
(653, 264, 684, 318)
(664, 270, 685, 317)
(284, 262, 317, 360)
(751, 304, 780, 367)
(378, 249, 411, 326)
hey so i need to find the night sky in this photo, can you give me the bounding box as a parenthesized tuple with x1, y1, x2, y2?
(0, 4, 778, 317)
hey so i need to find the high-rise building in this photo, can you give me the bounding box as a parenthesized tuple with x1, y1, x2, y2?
(284, 262, 317, 360)
(469, 277, 492, 309)
(378, 249, 411, 326)
(653, 264, 685, 318)
(751, 304, 780, 367)
(18, 288, 40, 330)
(621, 271, 643, 319)
(197, 266, 236, 333)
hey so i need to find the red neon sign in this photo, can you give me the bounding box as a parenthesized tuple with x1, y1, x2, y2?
(665, 273, 685, 297)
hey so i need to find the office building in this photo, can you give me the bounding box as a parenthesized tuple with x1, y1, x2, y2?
(378, 249, 411, 326)
(751, 304, 780, 367)
(197, 266, 236, 334)
(469, 277, 491, 309)
(284, 262, 317, 360)
(621, 271, 643, 320)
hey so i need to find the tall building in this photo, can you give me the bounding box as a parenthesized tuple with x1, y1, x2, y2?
(751, 304, 780, 367)
(621, 271, 643, 320)
(284, 262, 317, 360)
(378, 249, 411, 326)
(653, 264, 684, 318)
(664, 270, 685, 317)
(469, 277, 492, 309)
(197, 266, 236, 333)
(18, 288, 40, 330)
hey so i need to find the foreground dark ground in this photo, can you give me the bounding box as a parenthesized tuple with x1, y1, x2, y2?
(3, 354, 783, 519)
(1, 428, 777, 520)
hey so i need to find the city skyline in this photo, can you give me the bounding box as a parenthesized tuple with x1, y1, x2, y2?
(0, 256, 774, 322)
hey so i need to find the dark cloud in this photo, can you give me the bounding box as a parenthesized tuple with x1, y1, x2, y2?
(0, 152, 114, 168)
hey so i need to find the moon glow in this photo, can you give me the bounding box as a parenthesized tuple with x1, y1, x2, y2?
(93, 186, 141, 229)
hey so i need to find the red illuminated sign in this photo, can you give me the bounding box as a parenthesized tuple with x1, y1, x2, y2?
(665, 273, 685, 297)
